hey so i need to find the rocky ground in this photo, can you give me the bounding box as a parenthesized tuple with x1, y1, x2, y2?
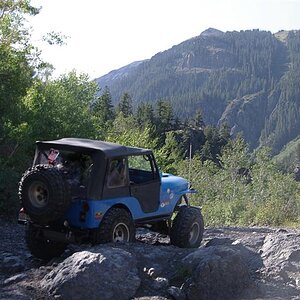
(1, 218, 300, 300)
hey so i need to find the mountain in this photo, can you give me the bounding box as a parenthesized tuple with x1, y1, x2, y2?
(95, 28, 300, 153)
(97, 60, 145, 87)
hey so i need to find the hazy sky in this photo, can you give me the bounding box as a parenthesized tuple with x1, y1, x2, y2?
(28, 0, 300, 78)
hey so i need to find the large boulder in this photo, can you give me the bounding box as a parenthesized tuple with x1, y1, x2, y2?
(181, 246, 251, 300)
(40, 247, 141, 300)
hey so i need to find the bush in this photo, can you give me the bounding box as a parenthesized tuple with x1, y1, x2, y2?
(178, 141, 300, 226)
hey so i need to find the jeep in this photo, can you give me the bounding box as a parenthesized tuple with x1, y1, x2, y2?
(18, 138, 204, 260)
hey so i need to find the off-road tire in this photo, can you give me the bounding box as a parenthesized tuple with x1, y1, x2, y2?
(19, 165, 71, 224)
(170, 206, 204, 248)
(25, 224, 67, 260)
(94, 207, 135, 244)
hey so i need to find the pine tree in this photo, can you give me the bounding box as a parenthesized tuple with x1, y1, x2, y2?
(93, 87, 115, 123)
(117, 92, 133, 117)
(136, 102, 155, 127)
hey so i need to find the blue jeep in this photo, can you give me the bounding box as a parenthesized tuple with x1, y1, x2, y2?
(18, 138, 204, 260)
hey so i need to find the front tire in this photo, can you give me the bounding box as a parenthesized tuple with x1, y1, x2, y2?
(94, 207, 135, 244)
(170, 206, 204, 248)
(25, 224, 67, 260)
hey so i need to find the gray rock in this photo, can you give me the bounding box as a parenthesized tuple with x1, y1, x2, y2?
(228, 240, 264, 272)
(152, 277, 169, 290)
(3, 273, 27, 286)
(0, 288, 32, 300)
(40, 247, 141, 300)
(260, 233, 300, 285)
(0, 252, 25, 274)
(181, 246, 251, 300)
(167, 286, 186, 300)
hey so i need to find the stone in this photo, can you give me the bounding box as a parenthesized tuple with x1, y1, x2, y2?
(167, 286, 186, 300)
(0, 252, 25, 274)
(181, 246, 251, 300)
(152, 277, 169, 290)
(3, 273, 27, 286)
(40, 247, 141, 300)
(260, 233, 300, 284)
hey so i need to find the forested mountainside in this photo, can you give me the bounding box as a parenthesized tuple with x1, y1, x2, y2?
(95, 28, 300, 153)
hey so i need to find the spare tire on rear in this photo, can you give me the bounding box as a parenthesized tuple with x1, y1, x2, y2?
(19, 165, 71, 224)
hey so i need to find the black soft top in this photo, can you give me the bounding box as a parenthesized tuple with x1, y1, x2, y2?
(36, 138, 152, 158)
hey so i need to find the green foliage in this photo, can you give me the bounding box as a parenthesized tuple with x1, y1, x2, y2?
(42, 31, 68, 46)
(156, 131, 183, 174)
(200, 125, 230, 164)
(107, 113, 158, 150)
(136, 102, 155, 127)
(273, 135, 300, 171)
(178, 141, 300, 226)
(117, 92, 133, 117)
(0, 0, 40, 214)
(0, 0, 39, 47)
(22, 72, 98, 141)
(91, 87, 115, 138)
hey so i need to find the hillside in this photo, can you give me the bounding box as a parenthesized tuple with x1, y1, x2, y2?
(273, 135, 300, 170)
(95, 28, 300, 153)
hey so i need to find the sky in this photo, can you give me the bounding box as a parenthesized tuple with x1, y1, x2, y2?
(28, 0, 300, 79)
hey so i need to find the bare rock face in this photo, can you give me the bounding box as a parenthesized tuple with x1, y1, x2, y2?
(40, 247, 141, 300)
(260, 232, 300, 287)
(181, 246, 251, 300)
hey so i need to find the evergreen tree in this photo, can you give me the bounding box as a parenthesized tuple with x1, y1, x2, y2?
(136, 102, 155, 127)
(201, 126, 230, 164)
(190, 109, 205, 129)
(117, 92, 133, 117)
(92, 87, 115, 136)
(155, 100, 174, 131)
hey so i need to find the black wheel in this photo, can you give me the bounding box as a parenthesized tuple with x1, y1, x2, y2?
(25, 224, 67, 260)
(170, 206, 204, 248)
(94, 207, 135, 244)
(19, 165, 71, 224)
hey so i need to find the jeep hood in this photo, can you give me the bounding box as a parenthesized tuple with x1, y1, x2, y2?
(160, 173, 189, 194)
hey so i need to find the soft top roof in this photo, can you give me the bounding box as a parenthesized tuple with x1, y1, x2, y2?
(36, 138, 152, 158)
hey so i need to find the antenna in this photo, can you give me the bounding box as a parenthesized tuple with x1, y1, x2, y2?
(188, 143, 192, 188)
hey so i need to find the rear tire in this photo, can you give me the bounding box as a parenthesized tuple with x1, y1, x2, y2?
(25, 224, 67, 261)
(94, 207, 135, 244)
(170, 206, 204, 248)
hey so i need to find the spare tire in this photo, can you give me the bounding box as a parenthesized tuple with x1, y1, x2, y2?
(19, 165, 71, 224)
